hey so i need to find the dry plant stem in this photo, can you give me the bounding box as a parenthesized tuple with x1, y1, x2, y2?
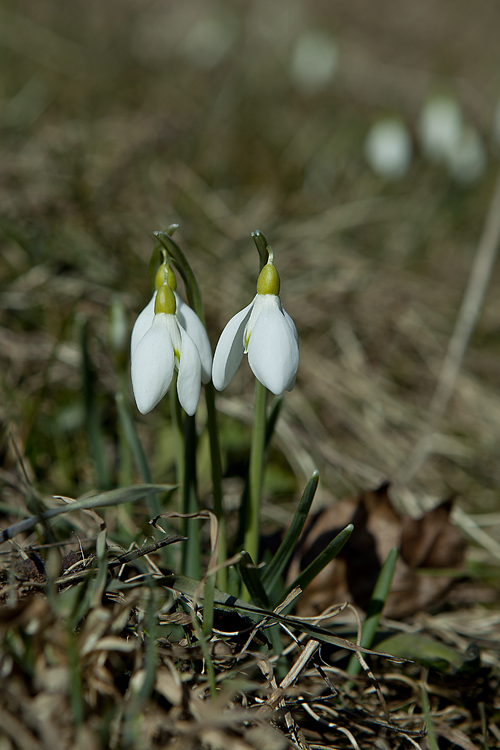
(244, 379, 268, 565)
(401, 169, 500, 483)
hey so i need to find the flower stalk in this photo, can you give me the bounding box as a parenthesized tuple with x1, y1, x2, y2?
(244, 378, 268, 564)
(155, 231, 227, 587)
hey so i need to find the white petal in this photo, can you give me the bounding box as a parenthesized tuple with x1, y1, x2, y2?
(283, 307, 299, 344)
(164, 314, 182, 362)
(131, 293, 156, 355)
(175, 294, 213, 384)
(212, 298, 255, 391)
(282, 307, 299, 391)
(177, 327, 202, 415)
(247, 296, 299, 395)
(131, 314, 175, 414)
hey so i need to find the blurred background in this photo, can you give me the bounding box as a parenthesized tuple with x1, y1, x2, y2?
(2, 0, 500, 553)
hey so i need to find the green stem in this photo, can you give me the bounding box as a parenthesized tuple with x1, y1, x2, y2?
(205, 383, 227, 591)
(156, 231, 225, 586)
(169, 375, 185, 487)
(181, 413, 201, 579)
(244, 379, 268, 563)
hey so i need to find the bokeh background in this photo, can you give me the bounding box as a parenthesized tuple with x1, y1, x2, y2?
(2, 0, 500, 554)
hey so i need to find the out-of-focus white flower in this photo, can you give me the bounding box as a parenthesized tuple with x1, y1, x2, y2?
(131, 264, 212, 384)
(290, 30, 339, 94)
(447, 125, 487, 185)
(182, 13, 239, 69)
(212, 255, 299, 395)
(364, 118, 412, 180)
(109, 296, 129, 360)
(418, 94, 488, 185)
(131, 283, 202, 416)
(418, 95, 463, 163)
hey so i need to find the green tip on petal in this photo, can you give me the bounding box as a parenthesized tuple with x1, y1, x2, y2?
(155, 283, 177, 314)
(257, 260, 280, 296)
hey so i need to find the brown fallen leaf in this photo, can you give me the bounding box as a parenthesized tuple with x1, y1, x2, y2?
(288, 483, 466, 619)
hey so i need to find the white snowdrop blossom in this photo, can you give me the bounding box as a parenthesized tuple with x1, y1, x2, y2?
(131, 282, 204, 416)
(290, 30, 339, 94)
(212, 257, 299, 395)
(364, 118, 412, 180)
(130, 264, 212, 384)
(418, 95, 463, 164)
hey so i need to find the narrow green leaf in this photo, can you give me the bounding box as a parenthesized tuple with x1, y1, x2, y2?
(80, 317, 111, 490)
(202, 570, 215, 637)
(262, 470, 319, 594)
(284, 523, 354, 599)
(0, 484, 177, 543)
(377, 632, 467, 673)
(421, 677, 439, 750)
(90, 527, 109, 607)
(347, 546, 398, 675)
(159, 574, 405, 661)
(148, 241, 162, 291)
(138, 588, 158, 702)
(251, 230, 271, 271)
(115, 392, 152, 483)
(238, 551, 271, 609)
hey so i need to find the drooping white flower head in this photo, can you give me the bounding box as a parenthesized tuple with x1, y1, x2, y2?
(131, 262, 212, 384)
(131, 281, 202, 416)
(212, 253, 299, 395)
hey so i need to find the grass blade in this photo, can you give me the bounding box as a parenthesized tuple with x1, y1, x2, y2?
(0, 483, 176, 543)
(262, 470, 319, 595)
(160, 574, 405, 661)
(283, 523, 354, 599)
(115, 392, 152, 483)
(237, 550, 271, 608)
(347, 546, 398, 676)
(80, 317, 111, 490)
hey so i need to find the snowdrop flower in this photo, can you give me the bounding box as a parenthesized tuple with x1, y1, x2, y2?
(364, 117, 412, 180)
(131, 263, 212, 384)
(131, 281, 203, 416)
(447, 125, 487, 185)
(418, 95, 463, 164)
(212, 253, 299, 395)
(290, 30, 339, 94)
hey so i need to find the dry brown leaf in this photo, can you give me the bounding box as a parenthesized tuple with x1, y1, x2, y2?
(288, 483, 466, 619)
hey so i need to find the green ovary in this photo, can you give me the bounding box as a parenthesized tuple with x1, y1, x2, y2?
(256, 262, 280, 296)
(155, 283, 177, 314)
